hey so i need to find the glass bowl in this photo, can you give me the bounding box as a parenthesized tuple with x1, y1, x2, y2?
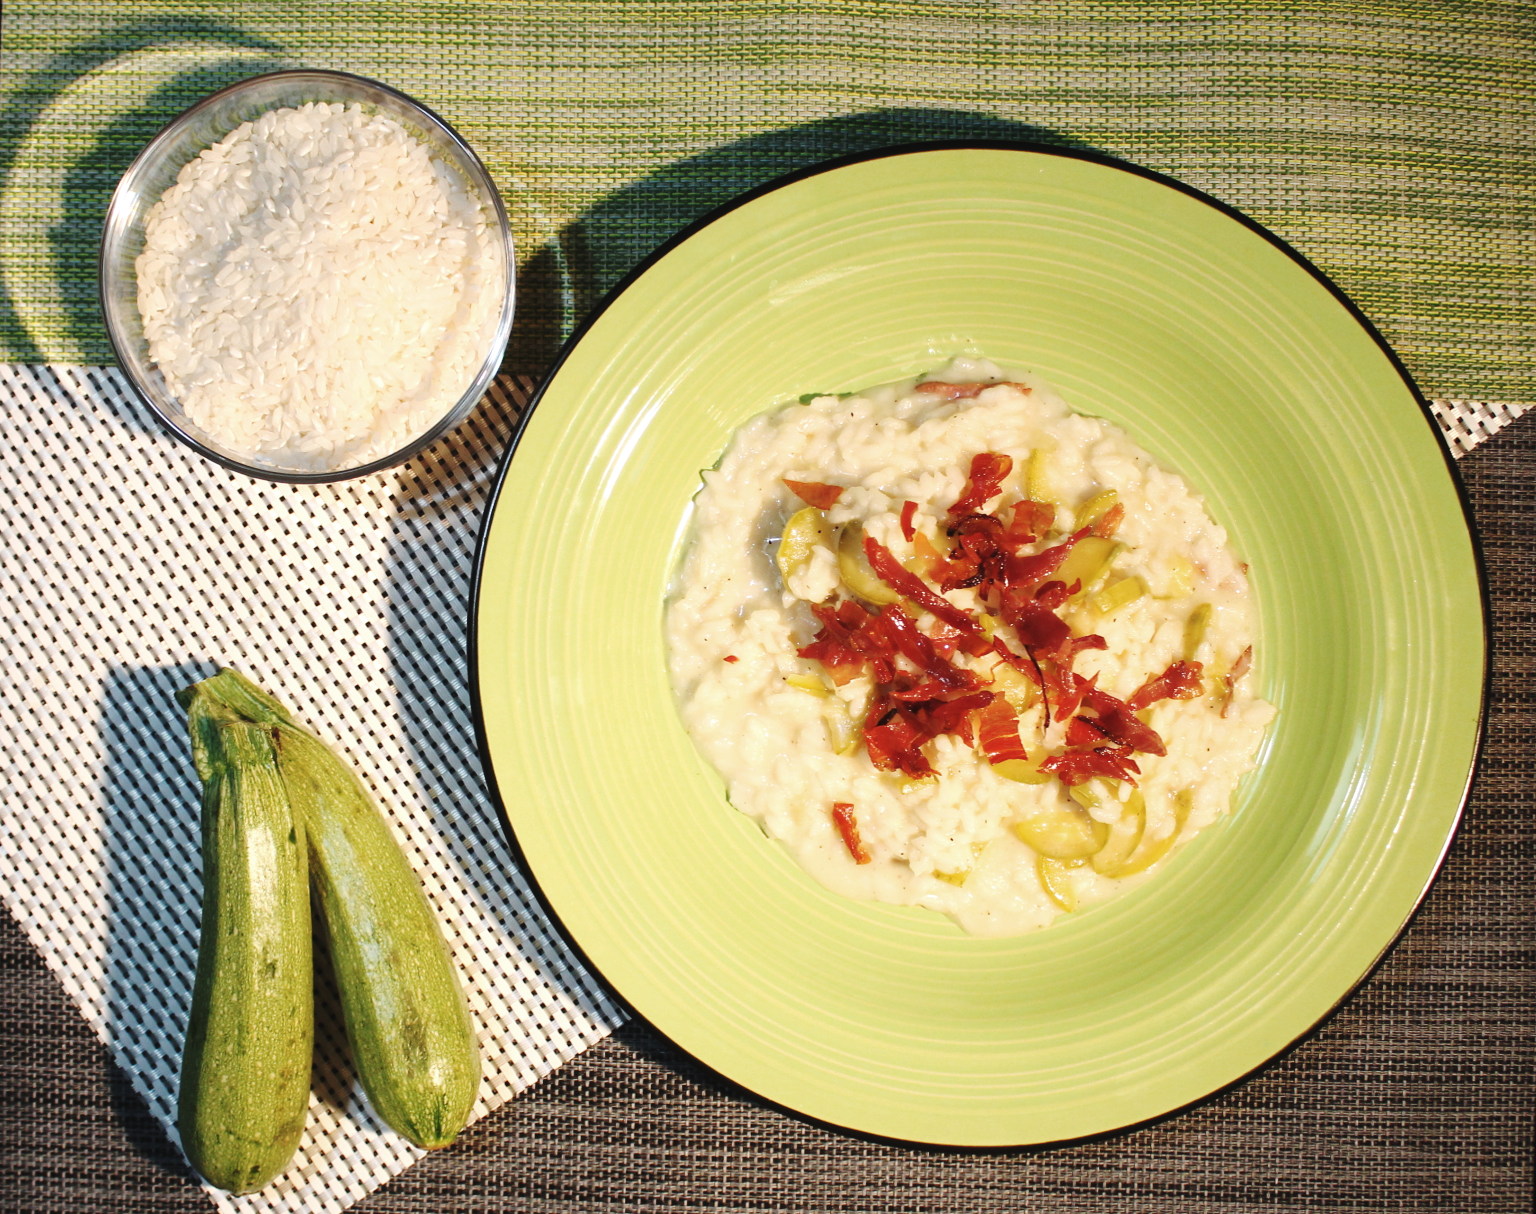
(99, 69, 515, 483)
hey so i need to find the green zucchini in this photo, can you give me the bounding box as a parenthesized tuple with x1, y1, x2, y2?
(175, 693, 312, 1194)
(275, 723, 481, 1148)
(191, 669, 481, 1149)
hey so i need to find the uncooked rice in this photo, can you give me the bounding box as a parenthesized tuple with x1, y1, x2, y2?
(135, 100, 501, 472)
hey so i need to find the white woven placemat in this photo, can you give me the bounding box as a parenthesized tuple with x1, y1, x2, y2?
(0, 361, 1523, 1211)
(0, 363, 624, 1213)
(1427, 397, 1532, 457)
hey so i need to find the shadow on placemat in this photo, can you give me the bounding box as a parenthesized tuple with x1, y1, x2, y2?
(384, 377, 620, 1001)
(504, 107, 1097, 377)
(98, 661, 209, 1183)
(0, 15, 288, 370)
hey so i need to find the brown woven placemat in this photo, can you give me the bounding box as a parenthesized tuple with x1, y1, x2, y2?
(3, 413, 1529, 1214)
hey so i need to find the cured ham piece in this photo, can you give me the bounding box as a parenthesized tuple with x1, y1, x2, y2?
(950, 452, 1013, 517)
(1039, 746, 1141, 786)
(1003, 527, 1089, 593)
(1086, 502, 1125, 538)
(976, 696, 1031, 764)
(830, 802, 872, 864)
(1007, 499, 1056, 545)
(1127, 659, 1205, 712)
(863, 535, 981, 636)
(863, 701, 936, 778)
(1081, 685, 1167, 757)
(912, 691, 992, 745)
(913, 380, 1033, 401)
(875, 605, 981, 693)
(1219, 646, 1253, 718)
(783, 478, 844, 509)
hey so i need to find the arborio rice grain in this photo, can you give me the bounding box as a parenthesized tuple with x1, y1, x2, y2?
(136, 100, 501, 471)
(665, 358, 1276, 936)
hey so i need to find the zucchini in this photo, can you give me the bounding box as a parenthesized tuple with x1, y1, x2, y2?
(775, 506, 831, 594)
(175, 693, 312, 1194)
(275, 723, 481, 1148)
(190, 669, 481, 1149)
(835, 520, 902, 605)
(1011, 801, 1109, 859)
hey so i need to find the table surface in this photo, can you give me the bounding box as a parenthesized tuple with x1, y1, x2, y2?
(1, 4, 1532, 1212)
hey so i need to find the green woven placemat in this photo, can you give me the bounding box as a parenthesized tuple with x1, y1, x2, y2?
(1, 1, 1531, 403)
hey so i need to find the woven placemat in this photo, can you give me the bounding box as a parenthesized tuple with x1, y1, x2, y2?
(1, 2, 1531, 1209)
(1, 1, 1533, 406)
(0, 364, 623, 1212)
(1, 405, 1527, 1214)
(0, 359, 1522, 1212)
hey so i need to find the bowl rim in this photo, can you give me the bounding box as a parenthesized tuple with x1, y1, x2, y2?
(98, 68, 516, 484)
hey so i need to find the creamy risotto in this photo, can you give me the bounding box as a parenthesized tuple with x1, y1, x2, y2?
(665, 358, 1275, 935)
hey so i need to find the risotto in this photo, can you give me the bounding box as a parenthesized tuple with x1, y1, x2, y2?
(665, 358, 1275, 936)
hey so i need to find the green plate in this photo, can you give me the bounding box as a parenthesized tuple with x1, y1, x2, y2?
(471, 145, 1484, 1146)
